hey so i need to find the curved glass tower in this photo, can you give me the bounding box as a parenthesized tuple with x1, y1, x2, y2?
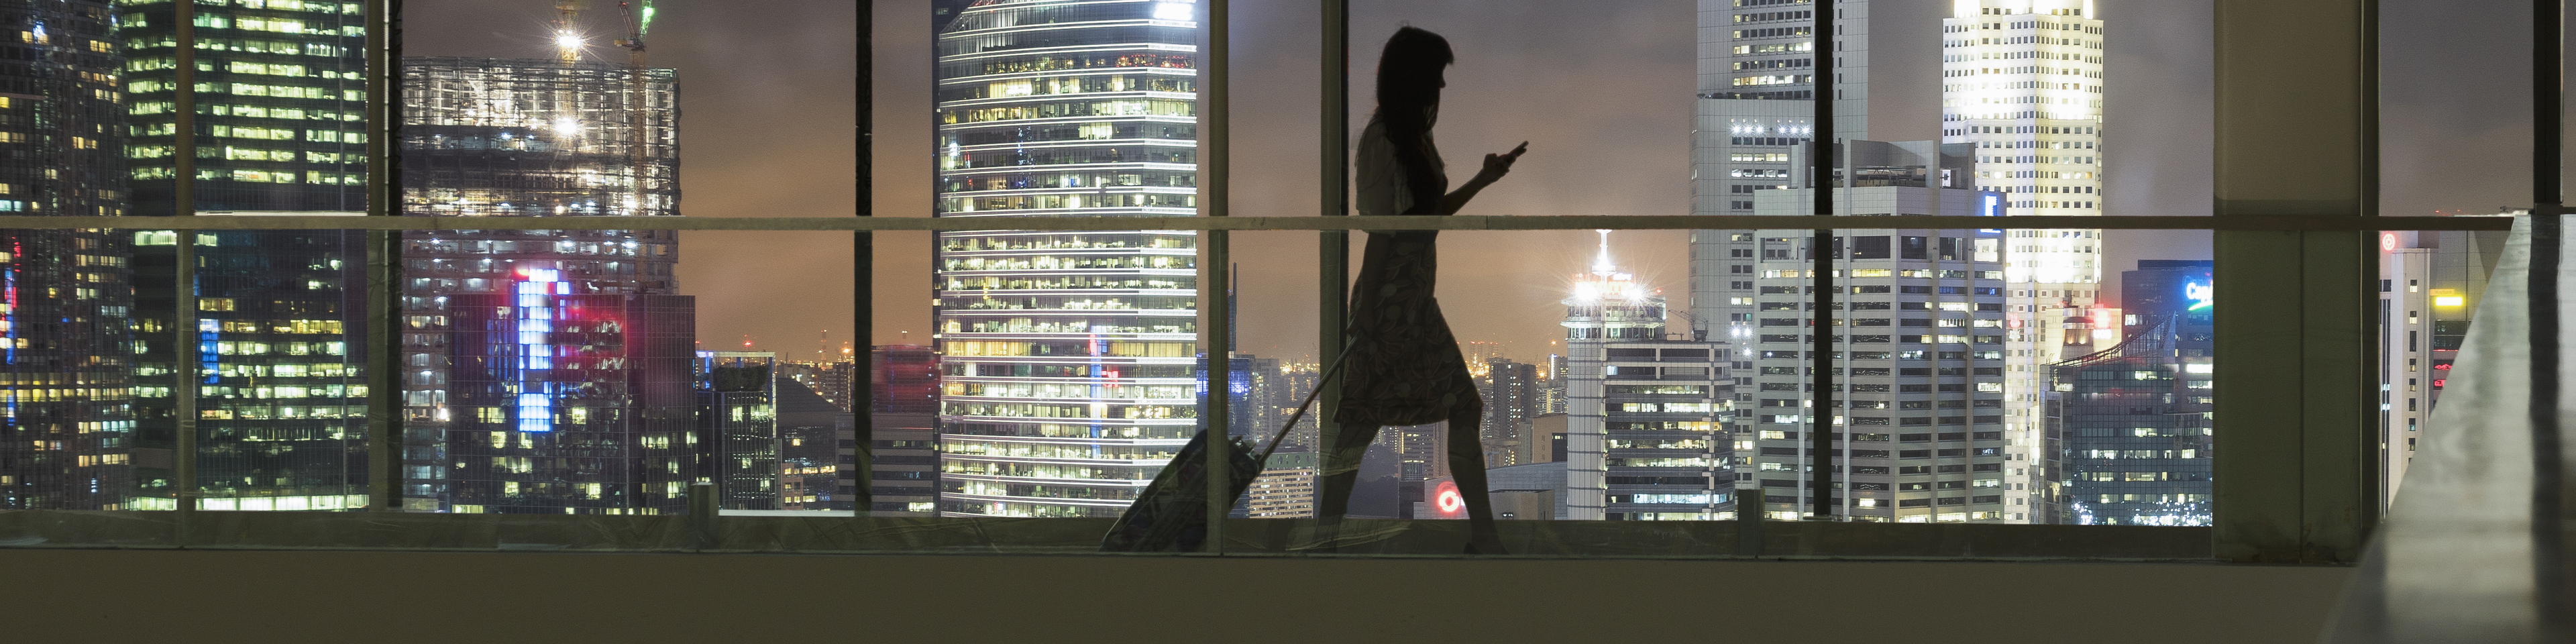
(930, 0, 1199, 518)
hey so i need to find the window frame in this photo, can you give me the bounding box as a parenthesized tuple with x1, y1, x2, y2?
(0, 0, 2498, 564)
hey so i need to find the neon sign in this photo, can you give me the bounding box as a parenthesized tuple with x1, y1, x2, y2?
(2184, 280, 2214, 311)
(1432, 479, 1465, 516)
(511, 268, 567, 432)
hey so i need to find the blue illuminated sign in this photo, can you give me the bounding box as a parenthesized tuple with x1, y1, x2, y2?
(511, 268, 566, 432)
(2184, 280, 2214, 311)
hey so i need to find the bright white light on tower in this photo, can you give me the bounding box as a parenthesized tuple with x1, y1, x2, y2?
(553, 117, 579, 134)
(1151, 2, 1192, 21)
(556, 31, 582, 49)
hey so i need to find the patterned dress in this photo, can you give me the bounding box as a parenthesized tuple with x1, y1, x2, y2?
(1335, 117, 1483, 426)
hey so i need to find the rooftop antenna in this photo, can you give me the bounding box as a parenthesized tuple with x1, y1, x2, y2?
(1591, 229, 1617, 276)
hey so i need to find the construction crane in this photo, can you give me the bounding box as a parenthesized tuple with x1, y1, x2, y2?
(616, 1, 653, 217)
(555, 0, 584, 64)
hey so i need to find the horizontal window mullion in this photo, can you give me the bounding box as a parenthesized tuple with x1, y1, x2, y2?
(0, 215, 2513, 232)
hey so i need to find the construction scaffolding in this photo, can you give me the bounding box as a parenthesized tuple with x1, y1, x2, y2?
(394, 56, 686, 513)
(400, 56, 679, 219)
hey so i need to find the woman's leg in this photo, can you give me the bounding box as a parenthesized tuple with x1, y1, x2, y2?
(1445, 407, 1507, 553)
(1312, 420, 1383, 547)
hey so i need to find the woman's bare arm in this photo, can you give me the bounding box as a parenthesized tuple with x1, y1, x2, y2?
(1442, 142, 1527, 215)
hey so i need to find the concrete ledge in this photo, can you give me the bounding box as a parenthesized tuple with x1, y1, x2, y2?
(0, 549, 2349, 643)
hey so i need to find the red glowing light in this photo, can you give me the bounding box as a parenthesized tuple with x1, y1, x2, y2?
(2381, 232, 2398, 252)
(2434, 363, 2452, 371)
(2432, 379, 2447, 388)
(1433, 480, 1464, 515)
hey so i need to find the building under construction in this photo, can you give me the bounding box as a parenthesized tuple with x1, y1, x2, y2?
(401, 56, 678, 219)
(396, 56, 691, 513)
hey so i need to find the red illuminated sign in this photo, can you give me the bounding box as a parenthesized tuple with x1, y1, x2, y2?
(1432, 480, 1464, 517)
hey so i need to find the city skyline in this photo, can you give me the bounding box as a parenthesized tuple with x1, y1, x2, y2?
(394, 1, 2555, 366)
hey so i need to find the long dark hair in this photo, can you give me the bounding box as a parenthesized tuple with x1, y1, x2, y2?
(1375, 27, 1452, 214)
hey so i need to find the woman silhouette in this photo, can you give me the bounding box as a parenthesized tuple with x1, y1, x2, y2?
(1318, 26, 1525, 554)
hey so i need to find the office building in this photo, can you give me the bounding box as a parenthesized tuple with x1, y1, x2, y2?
(1941, 0, 2109, 515)
(930, 0, 1200, 518)
(2376, 226, 2509, 505)
(1479, 358, 1539, 468)
(871, 345, 940, 514)
(2049, 260, 2213, 525)
(1538, 354, 1566, 415)
(1214, 354, 1266, 442)
(1486, 460, 1568, 520)
(773, 375, 845, 511)
(1562, 233, 1735, 521)
(871, 409, 936, 515)
(1941, 0, 2106, 282)
(1274, 360, 1322, 453)
(396, 55, 682, 511)
(1242, 450, 1316, 519)
(1738, 140, 2012, 523)
(696, 352, 778, 511)
(442, 282, 696, 515)
(1240, 354, 1286, 440)
(871, 345, 936, 414)
(1525, 413, 1568, 466)
(0, 0, 136, 511)
(1688, 0, 1876, 347)
(121, 0, 372, 511)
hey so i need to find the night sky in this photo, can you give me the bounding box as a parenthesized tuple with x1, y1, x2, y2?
(414, 0, 2546, 365)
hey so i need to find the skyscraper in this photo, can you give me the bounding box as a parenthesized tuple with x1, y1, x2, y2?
(1941, 0, 2108, 514)
(869, 345, 939, 514)
(442, 282, 696, 515)
(1479, 358, 1538, 468)
(1690, 0, 1874, 348)
(1740, 141, 2013, 523)
(930, 0, 1200, 518)
(2375, 226, 2509, 505)
(2049, 260, 2213, 525)
(1241, 450, 1316, 519)
(1941, 0, 2105, 282)
(397, 55, 684, 512)
(1561, 233, 1735, 521)
(773, 375, 845, 511)
(696, 351, 778, 511)
(121, 0, 372, 512)
(0, 0, 136, 511)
